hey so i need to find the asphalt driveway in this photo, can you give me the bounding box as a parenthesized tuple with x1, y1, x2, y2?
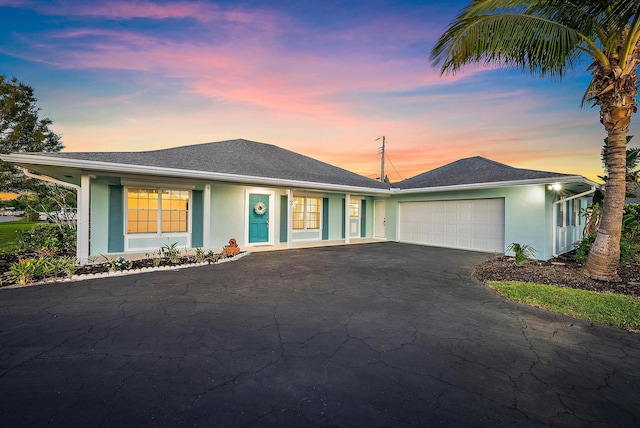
(0, 242, 639, 427)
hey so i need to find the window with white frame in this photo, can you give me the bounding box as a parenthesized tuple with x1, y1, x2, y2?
(292, 196, 321, 230)
(349, 199, 360, 218)
(127, 187, 189, 234)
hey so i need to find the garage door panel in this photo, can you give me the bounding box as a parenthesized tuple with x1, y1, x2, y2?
(399, 199, 504, 252)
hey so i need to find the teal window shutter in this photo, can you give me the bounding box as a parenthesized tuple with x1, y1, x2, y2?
(280, 195, 288, 243)
(191, 190, 204, 248)
(360, 200, 366, 237)
(108, 185, 124, 252)
(322, 197, 329, 240)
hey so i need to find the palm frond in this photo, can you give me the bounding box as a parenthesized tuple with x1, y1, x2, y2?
(431, 13, 586, 77)
(577, 0, 640, 28)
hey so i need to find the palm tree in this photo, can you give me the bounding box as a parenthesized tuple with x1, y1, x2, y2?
(431, 0, 640, 281)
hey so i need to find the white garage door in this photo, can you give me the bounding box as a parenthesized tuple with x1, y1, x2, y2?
(399, 199, 505, 252)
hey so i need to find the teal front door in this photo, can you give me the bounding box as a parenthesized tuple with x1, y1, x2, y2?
(249, 194, 269, 243)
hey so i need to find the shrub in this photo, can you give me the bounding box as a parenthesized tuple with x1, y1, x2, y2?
(17, 224, 76, 254)
(574, 233, 635, 265)
(505, 243, 536, 266)
(102, 256, 132, 272)
(161, 243, 181, 263)
(195, 247, 206, 263)
(206, 250, 222, 264)
(52, 256, 77, 277)
(574, 233, 597, 263)
(4, 256, 57, 286)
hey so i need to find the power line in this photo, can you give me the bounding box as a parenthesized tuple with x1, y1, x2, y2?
(385, 152, 404, 181)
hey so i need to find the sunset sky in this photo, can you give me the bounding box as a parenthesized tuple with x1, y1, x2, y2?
(0, 0, 633, 183)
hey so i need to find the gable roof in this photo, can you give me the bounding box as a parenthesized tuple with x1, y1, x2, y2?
(394, 156, 582, 190)
(8, 139, 390, 191)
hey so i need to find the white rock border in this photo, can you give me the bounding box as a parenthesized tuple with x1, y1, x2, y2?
(2, 252, 251, 290)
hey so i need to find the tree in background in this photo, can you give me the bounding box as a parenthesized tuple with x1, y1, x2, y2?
(431, 0, 640, 281)
(0, 75, 63, 192)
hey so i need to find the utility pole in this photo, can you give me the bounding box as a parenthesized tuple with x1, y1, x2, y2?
(377, 136, 385, 182)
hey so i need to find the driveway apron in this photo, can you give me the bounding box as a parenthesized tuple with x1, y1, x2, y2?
(0, 242, 638, 427)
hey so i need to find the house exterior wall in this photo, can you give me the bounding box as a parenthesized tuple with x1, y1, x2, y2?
(89, 177, 117, 256)
(383, 184, 563, 260)
(209, 183, 248, 249)
(85, 176, 584, 261)
(326, 194, 346, 240)
(87, 178, 378, 258)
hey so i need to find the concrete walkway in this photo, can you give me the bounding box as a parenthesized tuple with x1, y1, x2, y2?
(0, 243, 638, 427)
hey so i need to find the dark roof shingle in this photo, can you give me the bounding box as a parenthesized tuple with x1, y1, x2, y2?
(39, 139, 390, 189)
(395, 156, 575, 189)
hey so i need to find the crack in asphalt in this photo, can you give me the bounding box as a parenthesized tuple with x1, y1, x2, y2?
(1, 244, 639, 427)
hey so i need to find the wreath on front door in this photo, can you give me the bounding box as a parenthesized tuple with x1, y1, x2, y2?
(254, 201, 267, 215)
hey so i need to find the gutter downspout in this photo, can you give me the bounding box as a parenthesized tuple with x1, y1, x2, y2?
(21, 168, 87, 263)
(552, 186, 597, 258)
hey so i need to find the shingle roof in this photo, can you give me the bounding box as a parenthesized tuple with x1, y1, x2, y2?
(394, 156, 576, 189)
(36, 139, 390, 190)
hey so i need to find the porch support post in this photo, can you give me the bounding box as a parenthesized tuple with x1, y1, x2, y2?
(287, 189, 293, 249)
(77, 174, 91, 264)
(345, 193, 351, 245)
(203, 183, 211, 249)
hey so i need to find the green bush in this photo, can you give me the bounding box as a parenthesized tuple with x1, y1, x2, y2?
(505, 242, 536, 266)
(4, 256, 56, 286)
(16, 224, 76, 254)
(4, 255, 78, 286)
(574, 233, 596, 263)
(574, 233, 635, 265)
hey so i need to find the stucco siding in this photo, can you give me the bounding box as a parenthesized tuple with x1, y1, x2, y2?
(387, 185, 554, 259)
(89, 177, 120, 257)
(209, 183, 246, 249)
(326, 194, 346, 240)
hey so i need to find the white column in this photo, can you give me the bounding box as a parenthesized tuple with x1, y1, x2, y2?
(345, 193, 351, 245)
(203, 183, 211, 249)
(77, 174, 90, 264)
(287, 189, 293, 249)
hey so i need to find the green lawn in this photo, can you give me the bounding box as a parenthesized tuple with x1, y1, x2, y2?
(0, 220, 38, 254)
(490, 281, 640, 332)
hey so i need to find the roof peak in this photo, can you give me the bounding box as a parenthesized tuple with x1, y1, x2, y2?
(395, 155, 575, 189)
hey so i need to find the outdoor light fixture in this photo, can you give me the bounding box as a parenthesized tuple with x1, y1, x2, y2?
(548, 183, 562, 191)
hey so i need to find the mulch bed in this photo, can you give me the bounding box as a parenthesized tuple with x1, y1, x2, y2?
(0, 253, 218, 287)
(474, 253, 640, 298)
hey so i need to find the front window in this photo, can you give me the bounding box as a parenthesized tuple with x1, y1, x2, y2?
(350, 200, 360, 218)
(127, 187, 189, 234)
(292, 196, 321, 230)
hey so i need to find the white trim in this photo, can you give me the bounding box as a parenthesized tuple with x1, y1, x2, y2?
(203, 184, 211, 249)
(4, 154, 599, 197)
(121, 178, 195, 190)
(78, 175, 91, 264)
(21, 168, 79, 190)
(391, 176, 598, 194)
(552, 186, 596, 257)
(244, 189, 275, 246)
(345, 193, 351, 245)
(374, 200, 386, 239)
(348, 198, 361, 238)
(122, 186, 192, 252)
(291, 195, 322, 232)
(3, 154, 390, 195)
(287, 189, 293, 249)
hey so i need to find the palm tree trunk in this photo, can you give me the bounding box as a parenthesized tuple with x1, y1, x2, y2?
(584, 127, 628, 280)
